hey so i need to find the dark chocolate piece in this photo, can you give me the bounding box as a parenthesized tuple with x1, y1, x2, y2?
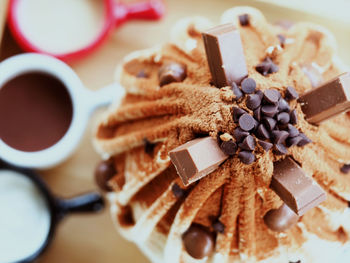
(182, 225, 215, 259)
(297, 133, 312, 147)
(277, 112, 290, 124)
(340, 164, 350, 174)
(298, 72, 350, 124)
(272, 130, 289, 144)
(256, 90, 264, 100)
(172, 183, 186, 198)
(144, 138, 156, 155)
(287, 124, 299, 137)
(169, 137, 228, 186)
(158, 62, 187, 86)
(238, 151, 255, 164)
(136, 70, 148, 78)
(233, 127, 250, 142)
(241, 78, 256, 94)
(239, 113, 255, 131)
(95, 160, 116, 191)
(202, 24, 248, 87)
(271, 157, 326, 216)
(263, 203, 299, 232)
(285, 86, 299, 101)
(239, 14, 249, 26)
(258, 140, 273, 151)
(253, 106, 262, 121)
(263, 89, 280, 104)
(232, 107, 247, 122)
(212, 220, 225, 233)
(286, 136, 302, 148)
(289, 109, 298, 125)
(278, 98, 291, 112)
(256, 124, 270, 140)
(238, 135, 256, 151)
(261, 104, 278, 117)
(246, 94, 262, 110)
(220, 140, 237, 156)
(256, 57, 279, 76)
(274, 144, 288, 155)
(263, 117, 277, 131)
(231, 82, 243, 100)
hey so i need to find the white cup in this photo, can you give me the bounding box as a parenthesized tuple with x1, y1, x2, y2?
(0, 53, 124, 169)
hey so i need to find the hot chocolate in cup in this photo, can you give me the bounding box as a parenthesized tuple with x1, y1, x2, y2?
(0, 53, 125, 169)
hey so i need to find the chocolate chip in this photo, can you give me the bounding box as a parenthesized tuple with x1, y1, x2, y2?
(172, 183, 186, 198)
(263, 89, 280, 104)
(136, 70, 148, 78)
(297, 133, 312, 146)
(340, 164, 350, 174)
(233, 127, 250, 142)
(272, 130, 289, 144)
(286, 136, 302, 147)
(290, 109, 298, 124)
(287, 124, 299, 137)
(238, 151, 255, 164)
(220, 140, 237, 156)
(238, 135, 256, 151)
(246, 94, 262, 110)
(277, 34, 286, 47)
(231, 82, 243, 100)
(261, 104, 278, 117)
(183, 225, 215, 259)
(274, 143, 288, 155)
(239, 113, 255, 131)
(258, 140, 273, 151)
(253, 107, 262, 121)
(212, 220, 225, 233)
(255, 62, 271, 76)
(232, 107, 247, 122)
(256, 124, 270, 140)
(263, 117, 277, 130)
(277, 112, 290, 124)
(256, 90, 264, 100)
(144, 138, 156, 155)
(239, 14, 249, 26)
(278, 98, 290, 112)
(95, 160, 116, 191)
(269, 62, 279, 74)
(158, 62, 187, 86)
(241, 78, 256, 94)
(285, 86, 299, 101)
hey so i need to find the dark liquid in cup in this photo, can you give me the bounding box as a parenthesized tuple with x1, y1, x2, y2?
(0, 72, 73, 152)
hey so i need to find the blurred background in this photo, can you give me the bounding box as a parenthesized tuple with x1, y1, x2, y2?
(0, 0, 349, 262)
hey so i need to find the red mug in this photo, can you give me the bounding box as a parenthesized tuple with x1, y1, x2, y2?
(8, 0, 165, 61)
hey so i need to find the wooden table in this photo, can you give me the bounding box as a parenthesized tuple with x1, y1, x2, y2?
(0, 1, 349, 262)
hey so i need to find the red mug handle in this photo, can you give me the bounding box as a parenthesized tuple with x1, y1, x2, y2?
(112, 0, 165, 25)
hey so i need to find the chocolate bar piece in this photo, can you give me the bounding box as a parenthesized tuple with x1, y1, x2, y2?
(299, 72, 350, 124)
(202, 24, 248, 87)
(169, 137, 228, 186)
(271, 157, 326, 216)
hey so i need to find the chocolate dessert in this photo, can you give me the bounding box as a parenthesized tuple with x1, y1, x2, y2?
(94, 6, 350, 263)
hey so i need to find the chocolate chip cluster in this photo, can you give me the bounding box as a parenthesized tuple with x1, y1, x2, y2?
(219, 78, 311, 164)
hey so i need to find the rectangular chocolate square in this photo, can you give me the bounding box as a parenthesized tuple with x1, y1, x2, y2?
(271, 157, 326, 216)
(202, 23, 248, 87)
(169, 137, 228, 186)
(299, 72, 350, 124)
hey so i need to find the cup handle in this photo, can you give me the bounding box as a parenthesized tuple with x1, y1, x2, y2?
(56, 192, 104, 219)
(112, 0, 165, 25)
(84, 82, 125, 113)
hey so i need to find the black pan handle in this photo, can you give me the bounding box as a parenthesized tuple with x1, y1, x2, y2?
(56, 192, 104, 219)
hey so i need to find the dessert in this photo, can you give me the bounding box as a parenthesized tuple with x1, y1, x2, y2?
(93, 6, 350, 263)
